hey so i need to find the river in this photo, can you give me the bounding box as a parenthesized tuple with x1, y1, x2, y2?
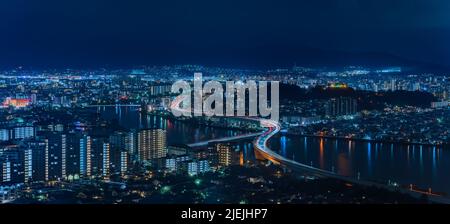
(97, 105, 450, 195)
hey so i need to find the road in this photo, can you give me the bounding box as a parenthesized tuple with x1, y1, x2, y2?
(170, 97, 409, 186)
(169, 97, 331, 177)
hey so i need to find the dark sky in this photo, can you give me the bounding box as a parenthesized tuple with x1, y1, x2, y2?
(1, 0, 450, 69)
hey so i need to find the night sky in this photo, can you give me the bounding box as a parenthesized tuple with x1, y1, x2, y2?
(1, 0, 449, 69)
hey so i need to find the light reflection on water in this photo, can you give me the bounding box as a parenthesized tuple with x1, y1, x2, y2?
(97, 106, 450, 195)
(97, 106, 245, 146)
(269, 135, 450, 194)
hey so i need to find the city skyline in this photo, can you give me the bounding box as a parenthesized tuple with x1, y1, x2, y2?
(2, 0, 450, 214)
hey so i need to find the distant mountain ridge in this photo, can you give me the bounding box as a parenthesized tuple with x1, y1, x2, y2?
(1, 46, 449, 73)
(215, 46, 450, 73)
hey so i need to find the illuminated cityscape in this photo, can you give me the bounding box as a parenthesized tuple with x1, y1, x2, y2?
(1, 2, 450, 218)
(0, 65, 449, 205)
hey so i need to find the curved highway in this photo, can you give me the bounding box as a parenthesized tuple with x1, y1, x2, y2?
(169, 96, 449, 202)
(170, 97, 266, 148)
(253, 118, 355, 179)
(72, 98, 449, 203)
(170, 97, 397, 183)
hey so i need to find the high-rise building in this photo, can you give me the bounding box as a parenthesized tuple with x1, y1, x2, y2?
(138, 129, 167, 162)
(109, 131, 132, 175)
(120, 150, 128, 177)
(325, 97, 358, 117)
(79, 135, 91, 178)
(181, 159, 210, 176)
(216, 143, 241, 167)
(164, 154, 190, 172)
(0, 129, 9, 141)
(126, 130, 137, 159)
(1, 160, 12, 183)
(89, 137, 110, 178)
(24, 147, 32, 182)
(102, 143, 110, 179)
(13, 126, 34, 139)
(0, 145, 24, 184)
(65, 132, 85, 180)
(43, 132, 67, 181)
(25, 140, 46, 182)
(1, 161, 11, 183)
